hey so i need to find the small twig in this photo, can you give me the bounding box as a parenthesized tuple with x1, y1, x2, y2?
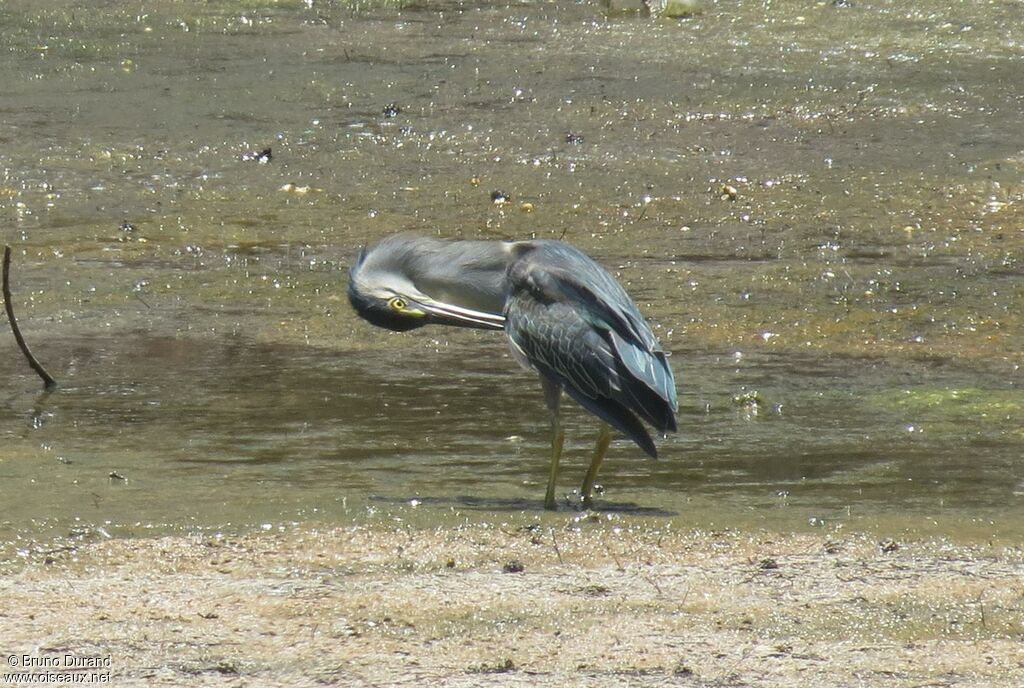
(605, 535, 625, 572)
(642, 573, 664, 596)
(549, 527, 564, 566)
(3, 245, 57, 390)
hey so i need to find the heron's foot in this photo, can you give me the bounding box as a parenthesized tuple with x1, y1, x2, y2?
(579, 483, 604, 510)
(541, 488, 585, 511)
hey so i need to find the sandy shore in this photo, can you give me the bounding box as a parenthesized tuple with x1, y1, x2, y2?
(2, 519, 1022, 687)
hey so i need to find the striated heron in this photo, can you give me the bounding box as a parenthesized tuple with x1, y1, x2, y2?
(347, 233, 677, 509)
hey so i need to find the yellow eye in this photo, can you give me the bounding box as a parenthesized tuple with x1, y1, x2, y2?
(388, 297, 407, 311)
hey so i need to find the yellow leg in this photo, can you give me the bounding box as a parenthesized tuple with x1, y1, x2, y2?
(544, 413, 565, 510)
(580, 424, 611, 509)
(540, 376, 563, 510)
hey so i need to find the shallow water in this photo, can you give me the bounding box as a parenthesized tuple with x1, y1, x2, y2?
(1, 0, 1023, 548)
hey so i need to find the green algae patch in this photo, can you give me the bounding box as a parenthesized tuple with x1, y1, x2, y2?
(873, 388, 1024, 418)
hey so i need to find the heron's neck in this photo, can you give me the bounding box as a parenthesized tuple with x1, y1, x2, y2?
(407, 239, 515, 315)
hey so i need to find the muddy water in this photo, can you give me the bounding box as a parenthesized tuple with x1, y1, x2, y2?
(1, 0, 1022, 547)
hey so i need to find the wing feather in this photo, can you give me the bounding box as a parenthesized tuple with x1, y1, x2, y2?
(504, 242, 677, 456)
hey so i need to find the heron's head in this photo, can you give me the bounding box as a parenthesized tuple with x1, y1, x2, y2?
(347, 239, 506, 332)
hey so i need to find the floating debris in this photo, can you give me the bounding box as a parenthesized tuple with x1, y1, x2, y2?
(471, 658, 516, 674)
(879, 538, 900, 554)
(382, 103, 401, 118)
(732, 390, 765, 410)
(719, 183, 739, 201)
(658, 0, 703, 18)
(502, 560, 525, 573)
(280, 183, 320, 195)
(491, 190, 510, 205)
(565, 131, 584, 145)
(241, 147, 272, 164)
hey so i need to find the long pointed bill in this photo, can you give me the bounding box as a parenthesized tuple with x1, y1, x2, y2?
(418, 298, 506, 330)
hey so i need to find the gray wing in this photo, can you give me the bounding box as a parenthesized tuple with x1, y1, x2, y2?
(504, 241, 677, 457)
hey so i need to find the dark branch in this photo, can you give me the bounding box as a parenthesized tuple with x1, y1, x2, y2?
(3, 245, 57, 390)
